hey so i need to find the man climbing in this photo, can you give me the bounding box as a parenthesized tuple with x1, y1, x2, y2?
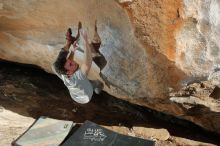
(52, 22, 103, 104)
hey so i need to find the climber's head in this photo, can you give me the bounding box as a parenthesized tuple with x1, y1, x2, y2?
(64, 58, 79, 76)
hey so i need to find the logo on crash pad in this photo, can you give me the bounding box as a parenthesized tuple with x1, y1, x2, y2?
(83, 128, 107, 142)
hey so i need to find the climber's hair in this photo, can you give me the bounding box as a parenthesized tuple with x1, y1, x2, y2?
(53, 49, 68, 75)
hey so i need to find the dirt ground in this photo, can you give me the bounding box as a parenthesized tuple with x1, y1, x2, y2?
(0, 61, 219, 146)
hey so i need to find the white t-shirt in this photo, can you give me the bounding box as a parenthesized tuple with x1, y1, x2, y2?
(52, 66, 93, 104)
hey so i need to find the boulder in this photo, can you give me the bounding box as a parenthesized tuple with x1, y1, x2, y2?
(0, 0, 220, 133)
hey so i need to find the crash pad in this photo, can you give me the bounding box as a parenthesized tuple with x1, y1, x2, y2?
(13, 116, 74, 146)
(61, 120, 155, 146)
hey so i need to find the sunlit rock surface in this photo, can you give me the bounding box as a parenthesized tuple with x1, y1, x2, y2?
(0, 0, 146, 98)
(176, 0, 220, 82)
(0, 0, 220, 133)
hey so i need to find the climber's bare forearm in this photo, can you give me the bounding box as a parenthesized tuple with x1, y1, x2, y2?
(68, 51, 74, 60)
(75, 30, 80, 41)
(63, 42, 71, 51)
(75, 21, 82, 41)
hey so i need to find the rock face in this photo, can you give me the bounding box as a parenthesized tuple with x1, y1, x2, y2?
(169, 77, 220, 134)
(176, 0, 220, 81)
(0, 0, 220, 133)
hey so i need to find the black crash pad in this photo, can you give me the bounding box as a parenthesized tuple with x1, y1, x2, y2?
(62, 120, 155, 146)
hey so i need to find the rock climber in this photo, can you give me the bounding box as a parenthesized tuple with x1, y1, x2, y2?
(52, 22, 103, 104)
